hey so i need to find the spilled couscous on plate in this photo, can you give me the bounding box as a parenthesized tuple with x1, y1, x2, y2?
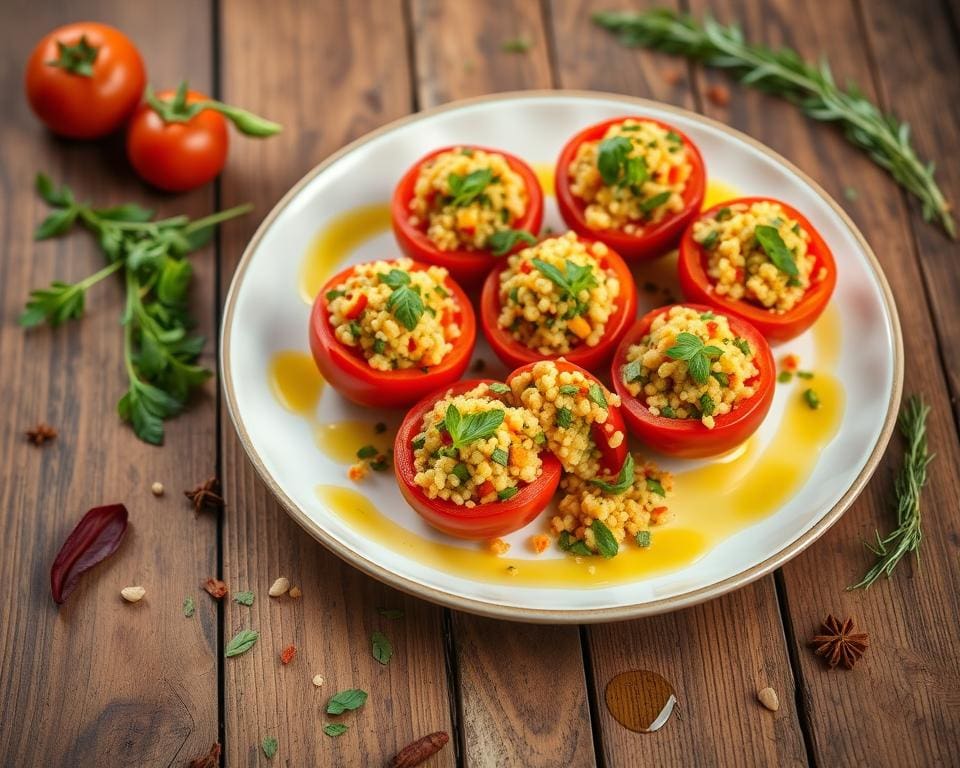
(620, 305, 759, 428)
(568, 118, 692, 232)
(408, 147, 529, 252)
(496, 232, 621, 354)
(554, 453, 673, 555)
(411, 382, 544, 507)
(325, 258, 461, 371)
(509, 360, 624, 479)
(692, 200, 824, 313)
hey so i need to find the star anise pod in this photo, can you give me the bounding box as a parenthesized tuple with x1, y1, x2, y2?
(810, 614, 869, 669)
(25, 422, 57, 446)
(184, 476, 224, 514)
(188, 742, 221, 768)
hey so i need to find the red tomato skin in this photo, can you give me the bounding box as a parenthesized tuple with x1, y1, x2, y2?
(25, 22, 146, 139)
(391, 146, 545, 286)
(126, 89, 228, 192)
(505, 360, 628, 476)
(610, 304, 775, 458)
(555, 117, 706, 261)
(480, 234, 637, 371)
(678, 197, 837, 343)
(309, 260, 476, 408)
(394, 379, 562, 539)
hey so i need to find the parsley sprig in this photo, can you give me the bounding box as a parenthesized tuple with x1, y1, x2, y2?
(754, 225, 798, 277)
(665, 332, 723, 385)
(379, 269, 424, 331)
(849, 395, 934, 589)
(593, 8, 956, 238)
(443, 404, 504, 451)
(486, 228, 537, 256)
(531, 258, 598, 316)
(446, 168, 494, 207)
(22, 174, 251, 444)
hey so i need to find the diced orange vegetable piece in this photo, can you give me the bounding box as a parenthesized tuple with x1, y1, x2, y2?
(530, 534, 550, 554)
(567, 315, 591, 339)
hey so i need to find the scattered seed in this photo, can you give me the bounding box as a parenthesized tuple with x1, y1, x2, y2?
(268, 577, 290, 597)
(288, 585, 302, 599)
(312, 674, 325, 687)
(151, 482, 164, 496)
(757, 686, 780, 711)
(121, 586, 146, 603)
(706, 83, 731, 106)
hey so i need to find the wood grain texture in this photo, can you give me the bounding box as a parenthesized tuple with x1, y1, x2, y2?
(217, 2, 455, 766)
(409, 3, 595, 765)
(548, 1, 807, 764)
(684, 0, 960, 765)
(0, 2, 220, 766)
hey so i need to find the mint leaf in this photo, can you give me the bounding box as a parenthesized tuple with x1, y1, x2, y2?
(591, 519, 620, 558)
(597, 135, 633, 185)
(556, 406, 573, 428)
(224, 628, 259, 658)
(326, 688, 368, 715)
(261, 736, 278, 759)
(755, 224, 798, 277)
(491, 448, 509, 466)
(324, 723, 348, 737)
(587, 383, 608, 410)
(378, 268, 411, 288)
(444, 405, 504, 449)
(386, 284, 424, 331)
(622, 360, 644, 384)
(372, 631, 393, 665)
(448, 168, 493, 207)
(589, 454, 635, 495)
(487, 228, 537, 256)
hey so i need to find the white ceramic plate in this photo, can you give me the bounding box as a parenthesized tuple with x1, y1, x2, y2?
(221, 92, 902, 623)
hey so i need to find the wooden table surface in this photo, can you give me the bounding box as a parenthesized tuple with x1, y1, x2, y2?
(3, 1, 959, 766)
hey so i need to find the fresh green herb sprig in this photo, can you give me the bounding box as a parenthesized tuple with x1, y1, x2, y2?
(754, 225, 798, 277)
(665, 332, 723, 385)
(379, 269, 425, 331)
(849, 395, 933, 589)
(443, 404, 504, 451)
(589, 454, 636, 495)
(593, 8, 956, 238)
(446, 168, 494, 207)
(531, 258, 598, 319)
(486, 228, 537, 256)
(23, 174, 251, 445)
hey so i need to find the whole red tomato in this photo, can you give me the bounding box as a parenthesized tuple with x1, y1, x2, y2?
(25, 22, 146, 139)
(126, 87, 229, 192)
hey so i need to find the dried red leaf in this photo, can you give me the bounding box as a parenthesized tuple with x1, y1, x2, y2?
(202, 578, 228, 599)
(188, 741, 221, 768)
(390, 731, 450, 768)
(280, 644, 296, 665)
(50, 504, 128, 605)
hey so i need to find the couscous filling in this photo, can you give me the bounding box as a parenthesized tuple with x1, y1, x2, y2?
(326, 258, 461, 372)
(553, 453, 673, 555)
(497, 233, 621, 354)
(691, 200, 823, 313)
(408, 147, 531, 252)
(621, 305, 758, 429)
(568, 119, 692, 233)
(509, 360, 624, 479)
(411, 383, 543, 507)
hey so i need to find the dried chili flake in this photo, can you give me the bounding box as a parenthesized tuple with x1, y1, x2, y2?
(50, 503, 128, 605)
(202, 578, 228, 599)
(188, 742, 221, 768)
(280, 644, 296, 665)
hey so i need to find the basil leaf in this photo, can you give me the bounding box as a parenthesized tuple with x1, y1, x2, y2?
(597, 135, 633, 185)
(531, 258, 570, 293)
(224, 628, 259, 658)
(446, 407, 505, 449)
(386, 285, 424, 331)
(646, 477, 666, 496)
(326, 688, 368, 715)
(486, 228, 537, 256)
(589, 454, 635, 495)
(324, 724, 348, 737)
(666, 332, 704, 360)
(755, 224, 799, 277)
(372, 630, 393, 665)
(687, 354, 710, 386)
(587, 383, 608, 410)
(591, 519, 620, 558)
(378, 268, 411, 288)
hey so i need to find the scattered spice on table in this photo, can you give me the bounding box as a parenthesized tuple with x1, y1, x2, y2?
(809, 615, 869, 669)
(288, 585, 302, 599)
(184, 476, 224, 514)
(261, 735, 278, 759)
(268, 576, 290, 597)
(312, 673, 325, 687)
(706, 82, 730, 106)
(592, 9, 956, 237)
(501, 36, 532, 53)
(25, 422, 57, 446)
(390, 731, 450, 768)
(280, 645, 296, 665)
(50, 503, 128, 604)
(120, 586, 146, 603)
(202, 578, 228, 599)
(187, 742, 221, 768)
(757, 686, 779, 711)
(183, 596, 196, 618)
(849, 394, 933, 589)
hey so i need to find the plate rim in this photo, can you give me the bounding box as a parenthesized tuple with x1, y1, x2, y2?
(220, 89, 904, 624)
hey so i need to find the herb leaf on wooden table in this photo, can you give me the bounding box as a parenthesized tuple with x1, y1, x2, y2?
(592, 8, 956, 238)
(326, 688, 368, 715)
(22, 174, 252, 444)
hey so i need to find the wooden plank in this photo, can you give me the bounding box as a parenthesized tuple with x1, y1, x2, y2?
(217, 2, 455, 766)
(547, 1, 808, 764)
(0, 2, 219, 766)
(410, 2, 596, 765)
(682, 0, 960, 764)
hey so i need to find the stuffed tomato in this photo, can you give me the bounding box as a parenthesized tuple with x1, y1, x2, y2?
(555, 116, 705, 261)
(394, 379, 562, 539)
(309, 257, 475, 408)
(505, 359, 628, 478)
(392, 145, 544, 285)
(678, 197, 836, 342)
(480, 231, 637, 370)
(611, 304, 775, 458)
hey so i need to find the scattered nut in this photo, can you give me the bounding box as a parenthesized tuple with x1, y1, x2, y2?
(268, 577, 290, 597)
(121, 586, 146, 603)
(288, 585, 302, 599)
(151, 482, 165, 496)
(312, 673, 325, 687)
(757, 686, 780, 711)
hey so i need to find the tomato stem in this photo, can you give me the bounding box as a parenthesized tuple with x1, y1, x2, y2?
(47, 35, 99, 77)
(146, 81, 282, 137)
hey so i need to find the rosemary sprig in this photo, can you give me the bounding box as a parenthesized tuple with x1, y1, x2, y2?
(593, 9, 956, 238)
(849, 395, 934, 590)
